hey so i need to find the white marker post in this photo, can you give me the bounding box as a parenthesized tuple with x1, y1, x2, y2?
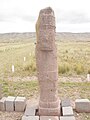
(87, 74, 90, 81)
(12, 65, 15, 73)
(24, 57, 26, 62)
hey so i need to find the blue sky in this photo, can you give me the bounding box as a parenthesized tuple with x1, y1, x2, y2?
(0, 0, 90, 33)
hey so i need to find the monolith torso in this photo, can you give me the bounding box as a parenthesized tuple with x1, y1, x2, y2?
(36, 7, 60, 116)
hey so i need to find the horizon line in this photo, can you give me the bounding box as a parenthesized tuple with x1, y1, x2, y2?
(0, 31, 90, 34)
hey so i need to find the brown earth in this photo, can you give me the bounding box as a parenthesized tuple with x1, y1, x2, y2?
(0, 76, 90, 120)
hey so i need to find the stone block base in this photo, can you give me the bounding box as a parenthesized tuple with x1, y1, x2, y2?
(60, 116, 75, 120)
(6, 96, 16, 112)
(62, 106, 73, 116)
(15, 97, 26, 112)
(0, 97, 6, 111)
(24, 105, 38, 116)
(39, 99, 60, 116)
(22, 116, 39, 120)
(61, 99, 71, 107)
(39, 106, 60, 116)
(40, 116, 59, 120)
(75, 99, 90, 113)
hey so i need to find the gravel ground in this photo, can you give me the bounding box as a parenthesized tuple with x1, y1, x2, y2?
(0, 76, 90, 120)
(0, 111, 23, 120)
(3, 75, 88, 82)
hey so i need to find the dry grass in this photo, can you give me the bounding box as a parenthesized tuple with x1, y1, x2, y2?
(0, 40, 90, 78)
(0, 79, 90, 120)
(0, 39, 90, 120)
(0, 79, 90, 100)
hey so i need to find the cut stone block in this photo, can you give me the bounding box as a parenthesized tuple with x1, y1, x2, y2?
(24, 105, 38, 116)
(6, 96, 16, 112)
(60, 116, 75, 120)
(75, 99, 90, 113)
(0, 97, 6, 111)
(62, 106, 74, 116)
(15, 96, 26, 112)
(22, 116, 39, 120)
(61, 99, 71, 107)
(40, 116, 59, 120)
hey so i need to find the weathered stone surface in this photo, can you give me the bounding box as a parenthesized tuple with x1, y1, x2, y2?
(62, 106, 74, 116)
(0, 97, 6, 111)
(75, 99, 90, 113)
(15, 97, 26, 112)
(61, 99, 71, 107)
(40, 116, 59, 120)
(36, 7, 60, 116)
(6, 96, 15, 112)
(22, 116, 39, 120)
(24, 105, 38, 116)
(60, 116, 75, 120)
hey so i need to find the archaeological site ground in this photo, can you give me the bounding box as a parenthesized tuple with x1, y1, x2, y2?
(0, 7, 90, 120)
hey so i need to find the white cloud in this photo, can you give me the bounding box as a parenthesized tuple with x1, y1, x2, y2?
(57, 23, 90, 32)
(0, 0, 90, 33)
(57, 11, 90, 24)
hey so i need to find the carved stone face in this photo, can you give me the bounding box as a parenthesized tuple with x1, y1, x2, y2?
(36, 7, 56, 51)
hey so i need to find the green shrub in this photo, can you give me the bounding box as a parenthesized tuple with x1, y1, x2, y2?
(74, 64, 84, 75)
(58, 63, 70, 74)
(65, 50, 68, 53)
(88, 69, 90, 74)
(24, 61, 36, 73)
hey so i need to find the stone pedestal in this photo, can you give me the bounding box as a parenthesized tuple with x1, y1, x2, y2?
(36, 7, 60, 116)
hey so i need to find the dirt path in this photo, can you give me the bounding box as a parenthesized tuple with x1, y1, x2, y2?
(3, 75, 87, 82)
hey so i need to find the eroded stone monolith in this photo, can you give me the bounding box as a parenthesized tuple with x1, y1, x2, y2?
(36, 7, 60, 116)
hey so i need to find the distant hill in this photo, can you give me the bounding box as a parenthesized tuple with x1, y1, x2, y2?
(0, 32, 35, 43)
(0, 32, 90, 42)
(56, 32, 90, 42)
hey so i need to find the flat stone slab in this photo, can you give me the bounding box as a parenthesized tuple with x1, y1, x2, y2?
(40, 116, 59, 120)
(62, 106, 74, 116)
(15, 96, 26, 112)
(24, 105, 38, 116)
(60, 116, 75, 120)
(61, 99, 71, 107)
(6, 96, 16, 112)
(0, 97, 6, 111)
(75, 99, 90, 113)
(22, 116, 39, 120)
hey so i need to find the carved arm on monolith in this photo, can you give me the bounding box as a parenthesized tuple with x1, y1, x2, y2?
(36, 7, 60, 116)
